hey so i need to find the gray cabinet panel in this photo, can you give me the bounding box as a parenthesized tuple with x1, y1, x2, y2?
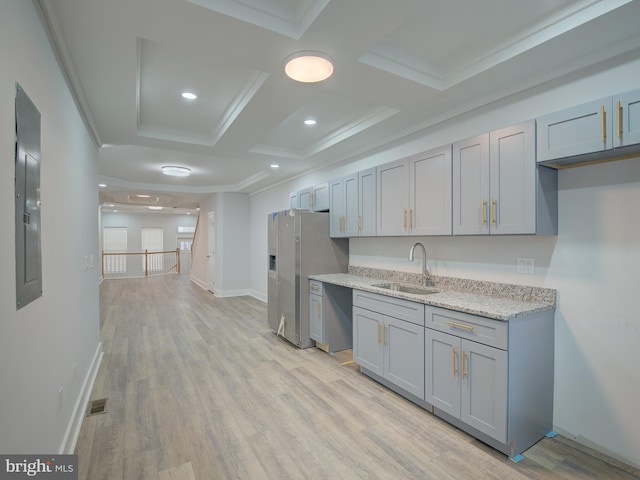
(461, 340, 507, 442)
(410, 145, 453, 236)
(358, 168, 377, 237)
(614, 89, 640, 147)
(377, 159, 410, 236)
(425, 329, 460, 417)
(344, 174, 359, 236)
(490, 122, 536, 234)
(309, 291, 323, 342)
(312, 182, 329, 211)
(537, 97, 612, 162)
(329, 178, 344, 237)
(453, 134, 490, 235)
(353, 306, 384, 376)
(384, 316, 425, 399)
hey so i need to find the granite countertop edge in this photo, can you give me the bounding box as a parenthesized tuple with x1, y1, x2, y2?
(308, 273, 556, 321)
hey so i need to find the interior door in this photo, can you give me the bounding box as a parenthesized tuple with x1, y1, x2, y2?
(207, 211, 216, 293)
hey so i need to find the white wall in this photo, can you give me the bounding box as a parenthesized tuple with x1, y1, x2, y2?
(0, 1, 100, 453)
(191, 193, 251, 297)
(249, 56, 640, 467)
(101, 211, 197, 251)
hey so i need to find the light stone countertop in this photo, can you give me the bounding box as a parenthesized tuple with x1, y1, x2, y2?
(308, 272, 556, 321)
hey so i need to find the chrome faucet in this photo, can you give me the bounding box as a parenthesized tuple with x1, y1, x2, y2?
(409, 242, 431, 286)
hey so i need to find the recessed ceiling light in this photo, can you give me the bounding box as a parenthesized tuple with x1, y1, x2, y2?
(162, 166, 191, 177)
(148, 206, 163, 210)
(98, 183, 107, 188)
(105, 204, 115, 207)
(270, 164, 280, 169)
(304, 119, 316, 126)
(284, 51, 333, 83)
(136, 194, 151, 198)
(181, 92, 197, 100)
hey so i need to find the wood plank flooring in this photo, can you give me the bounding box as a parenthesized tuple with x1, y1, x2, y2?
(76, 275, 640, 479)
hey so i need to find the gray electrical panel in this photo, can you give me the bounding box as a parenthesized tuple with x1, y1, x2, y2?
(15, 83, 42, 310)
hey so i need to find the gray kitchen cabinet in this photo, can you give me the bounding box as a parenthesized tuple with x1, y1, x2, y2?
(425, 305, 554, 459)
(537, 88, 640, 167)
(376, 159, 409, 236)
(614, 89, 640, 148)
(291, 182, 330, 212)
(377, 145, 452, 236)
(353, 290, 425, 400)
(311, 181, 329, 211)
(357, 167, 377, 237)
(330, 168, 376, 237)
(309, 280, 352, 353)
(426, 328, 507, 442)
(537, 97, 613, 163)
(289, 191, 298, 209)
(454, 121, 556, 235)
(329, 177, 346, 237)
(453, 133, 490, 235)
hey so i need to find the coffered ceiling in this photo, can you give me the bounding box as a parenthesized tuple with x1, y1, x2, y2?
(37, 0, 640, 212)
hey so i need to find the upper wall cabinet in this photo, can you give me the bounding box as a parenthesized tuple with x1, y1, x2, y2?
(330, 168, 376, 238)
(537, 88, 640, 168)
(377, 145, 452, 236)
(290, 182, 330, 212)
(454, 121, 557, 235)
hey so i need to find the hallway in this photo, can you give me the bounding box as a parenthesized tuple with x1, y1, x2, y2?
(76, 275, 640, 479)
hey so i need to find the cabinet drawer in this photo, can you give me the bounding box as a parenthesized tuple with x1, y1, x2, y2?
(353, 289, 424, 326)
(309, 280, 323, 295)
(425, 306, 507, 349)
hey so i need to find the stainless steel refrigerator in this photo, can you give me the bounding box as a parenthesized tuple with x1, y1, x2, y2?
(268, 210, 348, 348)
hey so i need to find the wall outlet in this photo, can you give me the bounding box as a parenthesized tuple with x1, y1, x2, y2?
(517, 257, 535, 274)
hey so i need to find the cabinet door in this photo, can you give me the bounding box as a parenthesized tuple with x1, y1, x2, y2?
(384, 316, 425, 399)
(489, 121, 535, 234)
(309, 293, 323, 342)
(298, 188, 313, 211)
(289, 192, 298, 209)
(410, 145, 452, 236)
(453, 134, 490, 235)
(425, 329, 460, 418)
(460, 339, 507, 442)
(344, 173, 359, 236)
(353, 307, 384, 376)
(614, 89, 640, 147)
(358, 167, 377, 237)
(312, 182, 329, 211)
(329, 178, 344, 238)
(536, 97, 613, 162)
(377, 159, 410, 236)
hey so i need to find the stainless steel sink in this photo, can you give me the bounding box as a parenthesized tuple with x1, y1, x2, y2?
(372, 283, 439, 295)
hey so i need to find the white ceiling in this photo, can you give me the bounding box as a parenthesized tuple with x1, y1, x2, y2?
(38, 0, 640, 213)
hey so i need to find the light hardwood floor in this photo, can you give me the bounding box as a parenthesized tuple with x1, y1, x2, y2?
(76, 275, 640, 479)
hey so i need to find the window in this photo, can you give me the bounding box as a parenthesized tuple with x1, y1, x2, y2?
(141, 227, 163, 272)
(177, 226, 195, 234)
(103, 227, 127, 273)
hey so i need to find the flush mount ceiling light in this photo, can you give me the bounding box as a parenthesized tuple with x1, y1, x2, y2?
(304, 119, 317, 125)
(181, 92, 197, 100)
(270, 164, 280, 169)
(162, 166, 191, 177)
(284, 51, 333, 83)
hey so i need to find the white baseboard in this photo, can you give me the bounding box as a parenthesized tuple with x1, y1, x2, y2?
(58, 342, 103, 454)
(190, 275, 208, 291)
(248, 290, 267, 303)
(215, 288, 252, 297)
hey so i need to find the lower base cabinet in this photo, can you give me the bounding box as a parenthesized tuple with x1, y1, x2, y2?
(426, 328, 507, 442)
(353, 291, 425, 400)
(352, 288, 555, 460)
(309, 281, 352, 353)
